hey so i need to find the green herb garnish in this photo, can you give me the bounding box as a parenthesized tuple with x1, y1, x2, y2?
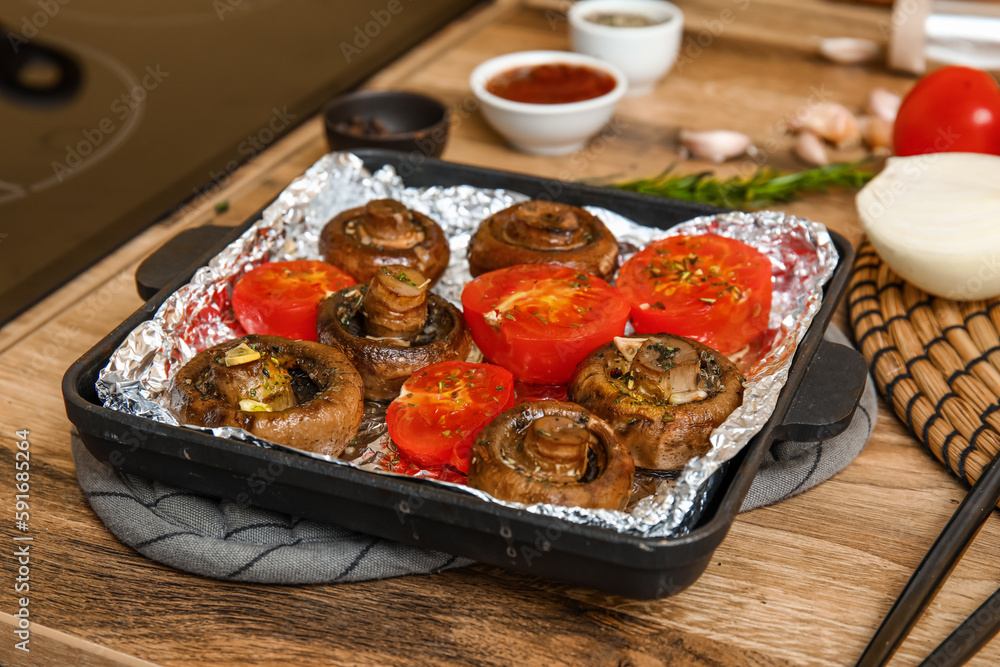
(608, 161, 875, 209)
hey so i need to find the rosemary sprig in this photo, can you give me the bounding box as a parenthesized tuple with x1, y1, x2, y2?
(610, 161, 876, 209)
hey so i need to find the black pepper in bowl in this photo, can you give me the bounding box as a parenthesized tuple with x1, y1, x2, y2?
(322, 90, 449, 156)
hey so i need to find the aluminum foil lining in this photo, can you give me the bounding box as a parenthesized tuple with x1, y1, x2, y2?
(97, 151, 838, 539)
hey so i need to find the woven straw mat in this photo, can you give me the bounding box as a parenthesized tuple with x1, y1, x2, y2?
(849, 240, 1000, 488)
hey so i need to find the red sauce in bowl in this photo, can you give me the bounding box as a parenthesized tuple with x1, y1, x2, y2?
(486, 64, 617, 104)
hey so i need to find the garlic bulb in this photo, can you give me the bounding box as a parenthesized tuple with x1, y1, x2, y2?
(857, 153, 1000, 300)
(678, 129, 752, 163)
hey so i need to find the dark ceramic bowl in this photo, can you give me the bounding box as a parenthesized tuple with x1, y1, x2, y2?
(322, 90, 450, 157)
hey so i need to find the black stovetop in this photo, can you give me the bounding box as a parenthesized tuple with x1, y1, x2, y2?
(0, 0, 479, 326)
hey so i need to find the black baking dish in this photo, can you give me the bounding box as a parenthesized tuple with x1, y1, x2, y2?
(63, 149, 865, 599)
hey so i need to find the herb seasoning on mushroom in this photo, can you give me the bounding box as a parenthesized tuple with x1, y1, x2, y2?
(316, 264, 475, 401)
(568, 334, 744, 470)
(468, 400, 634, 510)
(167, 335, 365, 457)
(319, 198, 450, 286)
(467, 200, 619, 281)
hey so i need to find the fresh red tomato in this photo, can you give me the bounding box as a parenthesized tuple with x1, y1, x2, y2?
(386, 361, 515, 472)
(461, 264, 630, 385)
(232, 260, 355, 341)
(893, 66, 1000, 156)
(616, 234, 772, 354)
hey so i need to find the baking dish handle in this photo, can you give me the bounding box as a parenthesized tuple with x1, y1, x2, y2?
(774, 338, 868, 442)
(135, 225, 232, 301)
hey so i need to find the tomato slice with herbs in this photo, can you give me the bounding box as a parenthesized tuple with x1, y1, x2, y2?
(386, 361, 515, 472)
(232, 260, 356, 341)
(461, 264, 629, 384)
(616, 234, 772, 354)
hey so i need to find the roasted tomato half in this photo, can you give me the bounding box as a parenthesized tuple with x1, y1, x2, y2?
(461, 264, 630, 384)
(616, 234, 772, 355)
(232, 260, 356, 341)
(386, 361, 515, 473)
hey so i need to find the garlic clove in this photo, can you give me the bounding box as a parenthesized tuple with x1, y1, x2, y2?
(819, 37, 880, 65)
(788, 101, 861, 148)
(859, 115, 893, 153)
(224, 342, 261, 366)
(678, 129, 752, 163)
(867, 87, 901, 123)
(794, 130, 829, 166)
(668, 389, 709, 406)
(614, 336, 648, 364)
(239, 398, 273, 412)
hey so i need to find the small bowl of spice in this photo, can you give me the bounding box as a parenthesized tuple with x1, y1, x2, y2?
(322, 90, 449, 157)
(469, 50, 627, 155)
(569, 0, 684, 96)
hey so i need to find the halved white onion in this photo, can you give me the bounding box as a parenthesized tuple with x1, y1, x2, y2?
(857, 153, 1000, 300)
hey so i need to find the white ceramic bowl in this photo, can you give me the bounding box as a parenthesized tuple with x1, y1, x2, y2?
(469, 50, 627, 155)
(569, 0, 684, 97)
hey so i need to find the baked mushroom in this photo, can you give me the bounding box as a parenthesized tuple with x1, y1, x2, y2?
(568, 334, 744, 470)
(467, 200, 618, 280)
(167, 334, 364, 457)
(319, 198, 450, 286)
(467, 400, 634, 510)
(316, 264, 474, 401)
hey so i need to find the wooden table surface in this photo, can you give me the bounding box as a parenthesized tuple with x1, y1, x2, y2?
(3, 1, 999, 665)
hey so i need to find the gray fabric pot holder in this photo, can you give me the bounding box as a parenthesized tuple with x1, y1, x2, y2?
(73, 326, 877, 584)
